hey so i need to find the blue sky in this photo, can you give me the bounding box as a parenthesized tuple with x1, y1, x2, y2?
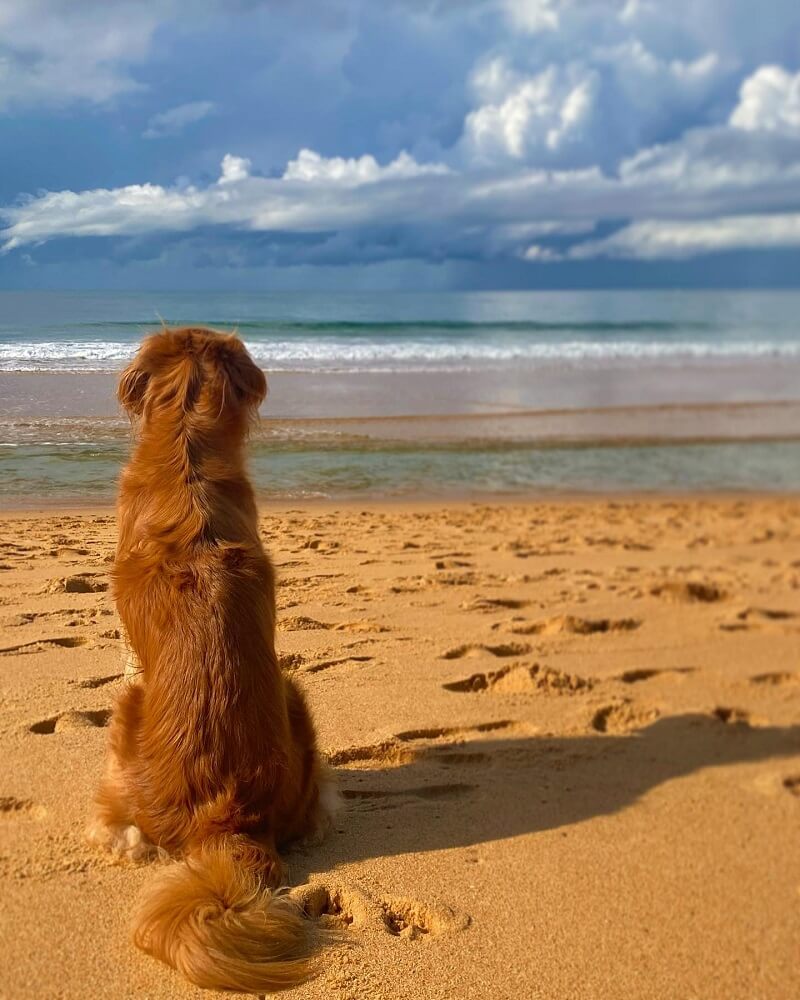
(1, 0, 800, 289)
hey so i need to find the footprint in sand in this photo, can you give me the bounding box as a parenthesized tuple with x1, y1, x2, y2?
(459, 597, 529, 613)
(280, 649, 376, 675)
(277, 615, 328, 631)
(590, 701, 659, 734)
(304, 655, 374, 675)
(0, 636, 87, 655)
(71, 673, 123, 689)
(782, 775, 800, 798)
(341, 783, 476, 809)
(508, 615, 640, 637)
(332, 621, 390, 634)
(712, 706, 754, 726)
(0, 796, 47, 820)
(4, 612, 37, 627)
(749, 671, 800, 686)
(650, 581, 725, 603)
(278, 616, 389, 633)
(54, 546, 91, 559)
(291, 883, 470, 940)
(394, 720, 514, 742)
(617, 667, 695, 684)
(328, 720, 515, 769)
(440, 641, 532, 660)
(444, 663, 592, 695)
(719, 607, 797, 632)
(279, 652, 307, 670)
(29, 709, 112, 734)
(429, 571, 481, 588)
(45, 574, 109, 594)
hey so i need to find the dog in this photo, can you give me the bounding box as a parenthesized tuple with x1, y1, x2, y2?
(88, 327, 333, 993)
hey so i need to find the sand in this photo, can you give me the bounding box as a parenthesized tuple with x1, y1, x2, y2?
(1, 498, 799, 1000)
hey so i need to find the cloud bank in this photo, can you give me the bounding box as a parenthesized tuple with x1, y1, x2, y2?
(1, 0, 800, 278)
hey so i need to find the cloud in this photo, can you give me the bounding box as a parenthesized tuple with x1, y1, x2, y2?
(4, 109, 800, 262)
(500, 0, 563, 33)
(0, 0, 166, 110)
(143, 100, 217, 139)
(283, 148, 450, 183)
(464, 64, 599, 162)
(730, 65, 800, 134)
(460, 4, 730, 169)
(568, 213, 800, 259)
(2, 1, 800, 274)
(0, 151, 454, 251)
(219, 154, 252, 184)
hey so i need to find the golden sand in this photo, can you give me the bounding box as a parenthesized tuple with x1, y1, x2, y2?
(1, 499, 799, 999)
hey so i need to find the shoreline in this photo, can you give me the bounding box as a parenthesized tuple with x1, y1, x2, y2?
(3, 489, 800, 516)
(3, 437, 800, 507)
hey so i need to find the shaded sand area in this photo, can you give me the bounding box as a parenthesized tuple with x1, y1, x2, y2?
(1, 499, 800, 999)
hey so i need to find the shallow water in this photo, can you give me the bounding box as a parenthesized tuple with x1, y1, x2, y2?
(3, 438, 799, 505)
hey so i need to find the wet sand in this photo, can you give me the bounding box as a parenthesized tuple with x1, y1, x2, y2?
(1, 498, 800, 999)
(2, 358, 800, 422)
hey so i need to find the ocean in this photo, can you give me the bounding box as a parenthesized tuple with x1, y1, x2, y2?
(1, 289, 798, 503)
(2, 289, 800, 372)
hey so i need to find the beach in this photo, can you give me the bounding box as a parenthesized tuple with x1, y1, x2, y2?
(5, 0, 800, 994)
(2, 288, 799, 997)
(2, 498, 800, 999)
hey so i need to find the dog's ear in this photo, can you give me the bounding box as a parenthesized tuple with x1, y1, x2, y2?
(221, 342, 267, 411)
(118, 361, 150, 416)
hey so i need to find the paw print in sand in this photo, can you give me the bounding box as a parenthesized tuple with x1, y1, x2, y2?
(290, 882, 470, 941)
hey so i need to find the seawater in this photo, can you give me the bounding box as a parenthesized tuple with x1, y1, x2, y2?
(1, 289, 798, 501)
(1, 289, 800, 371)
(2, 439, 800, 504)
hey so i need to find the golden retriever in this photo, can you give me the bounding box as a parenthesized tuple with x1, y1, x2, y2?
(88, 327, 333, 992)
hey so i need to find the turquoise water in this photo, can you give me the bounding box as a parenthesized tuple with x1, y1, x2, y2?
(2, 439, 799, 504)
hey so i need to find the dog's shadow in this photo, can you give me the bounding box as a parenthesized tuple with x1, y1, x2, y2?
(290, 714, 800, 880)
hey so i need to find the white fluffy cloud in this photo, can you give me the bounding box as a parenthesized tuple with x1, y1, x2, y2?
(0, 151, 454, 251)
(219, 154, 252, 185)
(2, 0, 800, 265)
(464, 64, 599, 162)
(143, 100, 217, 139)
(4, 115, 800, 260)
(283, 149, 450, 184)
(730, 65, 800, 134)
(461, 1, 729, 168)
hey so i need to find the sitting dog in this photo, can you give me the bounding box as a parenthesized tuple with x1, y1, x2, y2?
(88, 327, 333, 993)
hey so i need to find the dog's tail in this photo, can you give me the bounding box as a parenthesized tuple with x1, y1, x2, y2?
(132, 837, 314, 993)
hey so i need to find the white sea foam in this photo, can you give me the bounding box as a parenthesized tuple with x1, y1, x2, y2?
(1, 337, 800, 372)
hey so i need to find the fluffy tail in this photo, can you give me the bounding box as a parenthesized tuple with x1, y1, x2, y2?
(132, 838, 314, 993)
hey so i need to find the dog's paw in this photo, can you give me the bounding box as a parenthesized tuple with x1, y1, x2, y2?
(300, 779, 343, 848)
(86, 820, 156, 863)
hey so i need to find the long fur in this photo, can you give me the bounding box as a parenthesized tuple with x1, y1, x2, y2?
(90, 327, 331, 993)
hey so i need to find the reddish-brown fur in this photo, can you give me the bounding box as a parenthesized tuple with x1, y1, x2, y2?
(90, 327, 329, 992)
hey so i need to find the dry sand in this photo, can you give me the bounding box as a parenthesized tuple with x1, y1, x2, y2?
(1, 498, 799, 1000)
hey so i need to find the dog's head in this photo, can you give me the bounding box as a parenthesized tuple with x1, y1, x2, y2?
(118, 327, 266, 429)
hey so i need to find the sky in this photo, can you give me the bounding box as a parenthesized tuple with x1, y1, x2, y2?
(1, 0, 800, 290)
